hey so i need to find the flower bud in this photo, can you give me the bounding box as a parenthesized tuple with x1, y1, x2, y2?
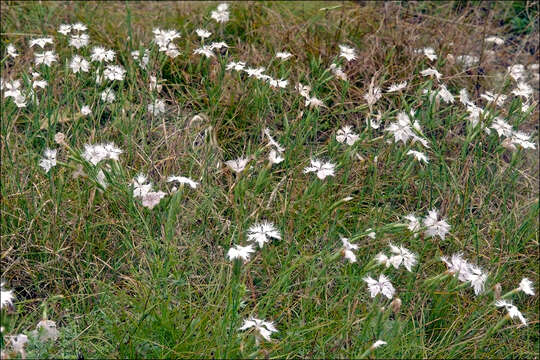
(391, 297, 402, 314)
(493, 283, 502, 299)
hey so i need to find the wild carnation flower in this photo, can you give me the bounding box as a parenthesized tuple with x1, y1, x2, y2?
(508, 64, 526, 82)
(404, 214, 421, 235)
(363, 274, 395, 299)
(167, 175, 199, 189)
(39, 148, 57, 173)
(70, 55, 90, 73)
(364, 84, 382, 107)
(101, 88, 115, 103)
(407, 150, 428, 163)
(227, 244, 255, 262)
(304, 158, 335, 179)
(226, 61, 246, 71)
(422, 47, 437, 61)
(29, 37, 53, 48)
(35, 51, 58, 66)
(336, 125, 359, 146)
(141, 191, 166, 209)
(456, 55, 479, 68)
(387, 81, 407, 93)
(341, 237, 359, 263)
(6, 44, 18, 58)
(90, 47, 115, 62)
(423, 209, 450, 240)
(305, 96, 324, 108)
(268, 149, 284, 164)
(147, 99, 166, 117)
(194, 45, 215, 58)
(7, 334, 28, 358)
(518, 278, 535, 296)
(329, 63, 347, 81)
(72, 22, 87, 32)
(211, 3, 230, 23)
(32, 320, 59, 342)
(509, 131, 536, 150)
(69, 33, 89, 49)
(420, 68, 442, 80)
(485, 36, 504, 45)
(81, 105, 92, 116)
(225, 157, 250, 173)
(276, 51, 292, 60)
(1, 282, 15, 308)
(437, 84, 454, 104)
(388, 244, 417, 272)
(239, 317, 278, 342)
(58, 24, 72, 35)
(480, 91, 507, 107)
(441, 253, 487, 295)
(495, 300, 527, 326)
(132, 174, 152, 198)
(490, 118, 513, 138)
(371, 340, 387, 349)
(153, 28, 180, 49)
(264, 128, 285, 152)
(339, 44, 356, 61)
(103, 65, 126, 81)
(196, 28, 212, 39)
(385, 111, 428, 146)
(82, 143, 122, 165)
(247, 221, 281, 248)
(511, 82, 533, 99)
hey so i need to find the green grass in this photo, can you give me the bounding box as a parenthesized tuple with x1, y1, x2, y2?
(1, 1, 538, 358)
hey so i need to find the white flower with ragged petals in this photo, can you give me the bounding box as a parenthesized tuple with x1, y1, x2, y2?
(101, 88, 116, 103)
(39, 148, 57, 173)
(1, 282, 15, 308)
(459, 88, 470, 105)
(437, 84, 454, 104)
(423, 209, 450, 240)
(336, 125, 359, 146)
(35, 51, 58, 66)
(82, 144, 108, 165)
(226, 61, 246, 71)
(194, 45, 215, 58)
(375, 253, 391, 267)
(6, 44, 18, 58)
(103, 65, 126, 81)
(485, 36, 504, 45)
(227, 244, 255, 263)
(339, 44, 356, 61)
(508, 64, 526, 82)
(70, 55, 90, 73)
(72, 22, 87, 32)
(147, 99, 166, 117)
(456, 55, 479, 68)
(196, 28, 212, 39)
(225, 157, 250, 173)
(510, 131, 536, 150)
(305, 96, 324, 108)
(441, 253, 471, 282)
(388, 244, 417, 272)
(33, 320, 59, 341)
(341, 237, 358, 263)
(276, 51, 292, 60)
(91, 47, 115, 62)
(211, 3, 230, 23)
(29, 37, 53, 48)
(264, 128, 285, 152)
(58, 24, 72, 35)
(385, 112, 417, 144)
(363, 274, 395, 299)
(371, 340, 387, 349)
(81, 105, 92, 116)
(304, 158, 335, 180)
(245, 67, 266, 78)
(423, 47, 437, 61)
(512, 82, 533, 99)
(420, 68, 442, 80)
(247, 221, 281, 248)
(480, 91, 507, 107)
(69, 33, 89, 49)
(168, 175, 199, 189)
(103, 142, 123, 161)
(268, 149, 284, 164)
(141, 191, 166, 209)
(464, 264, 488, 295)
(3, 79, 22, 99)
(495, 300, 527, 326)
(387, 81, 407, 93)
(153, 28, 180, 49)
(329, 63, 347, 81)
(490, 118, 513, 137)
(239, 317, 278, 342)
(404, 214, 421, 236)
(132, 174, 152, 198)
(7, 333, 28, 358)
(407, 150, 428, 163)
(518, 278, 535, 296)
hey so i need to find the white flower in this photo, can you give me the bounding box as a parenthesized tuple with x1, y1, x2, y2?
(480, 91, 507, 107)
(459, 88, 470, 105)
(407, 150, 428, 163)
(423, 47, 437, 61)
(227, 244, 255, 262)
(264, 128, 285, 152)
(32, 79, 47, 89)
(3, 79, 21, 98)
(276, 51, 292, 60)
(305, 96, 324, 108)
(132, 174, 152, 198)
(147, 99, 166, 117)
(29, 37, 53, 48)
(167, 175, 199, 189)
(247, 221, 281, 248)
(508, 64, 526, 82)
(490, 118, 513, 138)
(226, 61, 246, 71)
(69, 55, 90, 73)
(329, 63, 347, 81)
(245, 67, 266, 78)
(90, 47, 115, 62)
(58, 24, 72, 35)
(441, 253, 471, 282)
(404, 214, 421, 235)
(437, 84, 454, 104)
(69, 33, 89, 49)
(33, 320, 59, 341)
(339, 44, 356, 61)
(101, 88, 116, 103)
(268, 149, 284, 164)
(510, 131, 536, 150)
(194, 45, 215, 58)
(7, 334, 28, 358)
(211, 3, 230, 23)
(39, 148, 57, 173)
(103, 65, 126, 81)
(518, 278, 535, 296)
(366, 114, 382, 129)
(304, 158, 335, 179)
(495, 300, 527, 326)
(35, 51, 58, 66)
(367, 229, 376, 239)
(6, 44, 18, 58)
(375, 253, 391, 267)
(239, 317, 278, 342)
(363, 274, 395, 299)
(72, 22, 88, 32)
(456, 55, 479, 68)
(225, 157, 250, 173)
(81, 105, 92, 116)
(423, 209, 450, 240)
(209, 41, 228, 51)
(485, 36, 504, 45)
(153, 28, 180, 49)
(296, 83, 311, 98)
(364, 84, 382, 107)
(336, 125, 359, 146)
(388, 244, 417, 272)
(387, 81, 407, 93)
(464, 264, 488, 295)
(371, 340, 387, 349)
(512, 82, 533, 99)
(103, 142, 123, 161)
(341, 237, 358, 263)
(141, 191, 166, 209)
(0, 282, 15, 308)
(196, 28, 212, 39)
(385, 112, 417, 144)
(420, 68, 442, 80)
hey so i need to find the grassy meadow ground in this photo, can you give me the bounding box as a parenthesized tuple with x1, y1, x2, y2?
(1, 1, 539, 358)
